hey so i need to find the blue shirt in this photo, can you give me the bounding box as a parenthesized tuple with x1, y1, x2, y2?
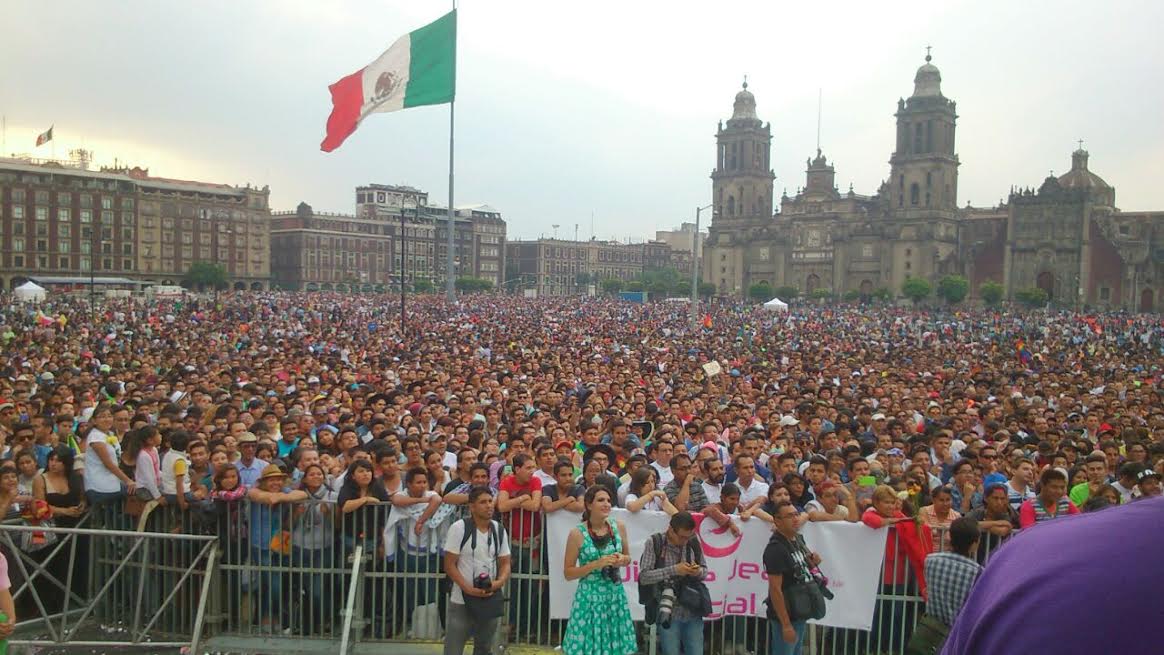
(235, 458, 267, 489)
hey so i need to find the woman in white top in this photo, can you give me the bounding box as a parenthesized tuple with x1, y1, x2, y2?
(82, 404, 136, 503)
(125, 427, 162, 500)
(624, 467, 677, 515)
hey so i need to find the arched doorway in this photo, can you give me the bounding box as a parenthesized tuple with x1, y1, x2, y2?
(1036, 272, 1055, 301)
(306, 282, 320, 292)
(1141, 288, 1154, 313)
(805, 274, 820, 294)
(859, 279, 873, 296)
(233, 282, 246, 291)
(250, 282, 263, 291)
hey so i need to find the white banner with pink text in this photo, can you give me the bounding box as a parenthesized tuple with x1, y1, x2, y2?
(545, 509, 889, 631)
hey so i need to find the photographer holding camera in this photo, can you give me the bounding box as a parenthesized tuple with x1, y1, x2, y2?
(638, 512, 710, 655)
(443, 486, 511, 655)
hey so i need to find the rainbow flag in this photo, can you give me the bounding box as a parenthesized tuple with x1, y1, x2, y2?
(1016, 339, 1032, 364)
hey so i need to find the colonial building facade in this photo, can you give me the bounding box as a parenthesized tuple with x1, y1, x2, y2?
(703, 55, 1164, 311)
(0, 157, 271, 291)
(270, 184, 506, 291)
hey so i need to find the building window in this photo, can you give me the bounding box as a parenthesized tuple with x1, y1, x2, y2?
(35, 191, 49, 204)
(103, 258, 113, 270)
(13, 255, 23, 268)
(910, 183, 920, 206)
(12, 206, 23, 220)
(80, 210, 91, 223)
(11, 189, 25, 203)
(1119, 225, 1130, 236)
(80, 194, 91, 208)
(1100, 287, 1111, 301)
(59, 224, 70, 238)
(123, 259, 132, 270)
(59, 257, 69, 268)
(12, 237, 25, 251)
(38, 256, 48, 269)
(35, 206, 47, 221)
(59, 241, 70, 253)
(101, 197, 113, 209)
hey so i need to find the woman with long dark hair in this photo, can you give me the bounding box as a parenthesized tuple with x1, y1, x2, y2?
(34, 446, 86, 528)
(561, 486, 636, 655)
(292, 463, 337, 633)
(336, 460, 390, 553)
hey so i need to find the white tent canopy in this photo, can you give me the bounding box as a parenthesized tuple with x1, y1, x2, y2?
(762, 296, 788, 312)
(13, 281, 46, 303)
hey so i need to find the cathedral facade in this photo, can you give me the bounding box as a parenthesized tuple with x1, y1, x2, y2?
(703, 55, 1164, 311)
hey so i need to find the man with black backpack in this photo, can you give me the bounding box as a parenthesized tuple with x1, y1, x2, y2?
(443, 486, 511, 655)
(638, 512, 709, 655)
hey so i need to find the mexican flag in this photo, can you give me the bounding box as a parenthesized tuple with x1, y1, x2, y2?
(35, 126, 53, 147)
(320, 10, 456, 152)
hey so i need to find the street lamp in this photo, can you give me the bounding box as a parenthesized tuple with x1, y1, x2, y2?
(689, 204, 713, 330)
(89, 215, 98, 319)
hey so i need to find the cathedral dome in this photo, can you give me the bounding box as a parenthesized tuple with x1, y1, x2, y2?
(1057, 148, 1110, 190)
(912, 53, 942, 98)
(732, 81, 758, 121)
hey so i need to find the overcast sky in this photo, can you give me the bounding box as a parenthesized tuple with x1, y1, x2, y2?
(2, 1, 1161, 240)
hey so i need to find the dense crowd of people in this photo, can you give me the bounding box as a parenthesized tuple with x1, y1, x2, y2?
(0, 291, 1161, 654)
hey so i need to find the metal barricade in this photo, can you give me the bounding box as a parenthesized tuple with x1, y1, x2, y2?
(10, 494, 1017, 654)
(0, 504, 218, 652)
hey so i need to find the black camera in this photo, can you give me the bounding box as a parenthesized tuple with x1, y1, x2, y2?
(473, 573, 492, 590)
(601, 566, 621, 584)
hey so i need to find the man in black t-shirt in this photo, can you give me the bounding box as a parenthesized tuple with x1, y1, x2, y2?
(763, 500, 820, 655)
(542, 460, 584, 513)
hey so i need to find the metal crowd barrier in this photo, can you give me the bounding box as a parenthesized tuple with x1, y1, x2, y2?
(0, 495, 1014, 655)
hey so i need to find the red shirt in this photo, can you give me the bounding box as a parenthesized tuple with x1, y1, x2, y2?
(499, 474, 543, 543)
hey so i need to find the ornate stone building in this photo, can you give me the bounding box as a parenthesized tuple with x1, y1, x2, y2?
(703, 54, 1164, 311)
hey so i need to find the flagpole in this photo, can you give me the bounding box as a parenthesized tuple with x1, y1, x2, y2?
(445, 0, 457, 303)
(446, 99, 456, 302)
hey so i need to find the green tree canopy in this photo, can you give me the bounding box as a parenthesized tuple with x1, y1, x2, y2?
(901, 276, 932, 304)
(454, 277, 494, 293)
(748, 281, 773, 301)
(697, 282, 717, 298)
(601, 278, 624, 295)
(773, 286, 799, 301)
(979, 280, 1005, 306)
(412, 278, 435, 293)
(936, 275, 970, 304)
(182, 261, 227, 290)
(1015, 287, 1049, 307)
(872, 286, 893, 301)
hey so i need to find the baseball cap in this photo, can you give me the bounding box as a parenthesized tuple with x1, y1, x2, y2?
(779, 416, 798, 427)
(872, 413, 887, 421)
(1137, 469, 1161, 483)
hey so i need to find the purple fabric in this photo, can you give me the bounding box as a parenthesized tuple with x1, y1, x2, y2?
(942, 496, 1164, 654)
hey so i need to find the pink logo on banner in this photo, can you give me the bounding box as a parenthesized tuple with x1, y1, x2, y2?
(693, 512, 743, 558)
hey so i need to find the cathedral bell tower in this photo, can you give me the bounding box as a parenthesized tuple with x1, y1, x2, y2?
(888, 50, 959, 213)
(711, 81, 775, 224)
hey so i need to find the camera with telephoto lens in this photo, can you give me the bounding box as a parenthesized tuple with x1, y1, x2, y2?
(473, 573, 492, 591)
(656, 585, 677, 628)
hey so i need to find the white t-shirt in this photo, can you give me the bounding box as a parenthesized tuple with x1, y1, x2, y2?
(395, 490, 439, 550)
(534, 469, 556, 488)
(442, 451, 458, 471)
(651, 462, 674, 486)
(160, 449, 191, 496)
(625, 492, 665, 512)
(736, 477, 769, 507)
(702, 481, 722, 505)
(443, 518, 511, 605)
(83, 429, 122, 493)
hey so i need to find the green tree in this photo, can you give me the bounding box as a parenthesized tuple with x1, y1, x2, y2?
(648, 279, 671, 296)
(182, 261, 227, 291)
(872, 286, 893, 301)
(748, 281, 774, 301)
(936, 275, 970, 304)
(673, 279, 693, 297)
(601, 278, 624, 295)
(811, 288, 834, 302)
(412, 278, 435, 294)
(979, 280, 1005, 306)
(773, 286, 799, 301)
(697, 282, 717, 298)
(901, 276, 932, 304)
(626, 281, 645, 293)
(454, 277, 494, 293)
(1015, 287, 1049, 307)
(574, 272, 592, 287)
(843, 289, 861, 302)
